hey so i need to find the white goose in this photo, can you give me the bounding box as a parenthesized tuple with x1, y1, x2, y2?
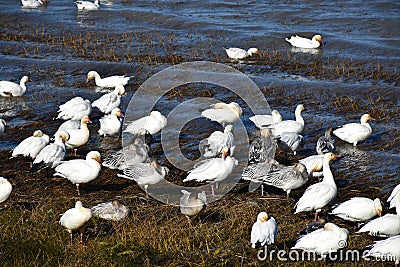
(268, 104, 305, 137)
(0, 76, 29, 97)
(249, 110, 282, 129)
(86, 70, 131, 87)
(276, 132, 304, 155)
(179, 190, 207, 218)
(117, 159, 169, 194)
(388, 184, 400, 209)
(285, 35, 323, 49)
(201, 102, 242, 127)
(199, 124, 235, 158)
(124, 111, 167, 135)
(91, 200, 129, 221)
(316, 127, 336, 155)
(330, 197, 383, 222)
(54, 151, 101, 196)
(250, 212, 278, 248)
(248, 128, 277, 164)
(357, 191, 400, 237)
(33, 131, 69, 168)
(65, 116, 91, 155)
(0, 119, 5, 134)
(74, 0, 100, 10)
(292, 223, 349, 256)
(21, 0, 47, 8)
(299, 154, 324, 177)
(92, 85, 125, 114)
(0, 177, 12, 203)
(60, 201, 92, 244)
(57, 119, 81, 132)
(294, 153, 339, 221)
(224, 47, 259, 60)
(98, 108, 124, 136)
(333, 114, 374, 146)
(183, 148, 238, 195)
(56, 97, 92, 121)
(363, 235, 400, 266)
(11, 130, 50, 160)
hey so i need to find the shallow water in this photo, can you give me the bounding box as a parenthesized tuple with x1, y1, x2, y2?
(0, 0, 399, 201)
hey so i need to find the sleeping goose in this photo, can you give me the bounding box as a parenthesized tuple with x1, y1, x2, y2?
(11, 130, 50, 160)
(333, 114, 374, 146)
(56, 97, 92, 121)
(250, 212, 278, 248)
(0, 76, 29, 97)
(362, 235, 400, 266)
(0, 177, 12, 203)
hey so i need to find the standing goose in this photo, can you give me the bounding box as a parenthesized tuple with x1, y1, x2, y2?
(249, 110, 283, 129)
(294, 153, 340, 221)
(285, 35, 323, 49)
(91, 200, 129, 221)
(201, 102, 242, 127)
(179, 190, 207, 218)
(362, 235, 400, 266)
(357, 192, 400, 237)
(0, 177, 12, 203)
(248, 128, 277, 164)
(92, 85, 125, 114)
(224, 47, 259, 60)
(199, 124, 234, 158)
(316, 127, 336, 155)
(250, 212, 278, 248)
(74, 0, 100, 10)
(0, 76, 29, 97)
(54, 151, 101, 196)
(11, 130, 50, 160)
(330, 197, 383, 223)
(64, 116, 91, 155)
(299, 154, 324, 177)
(86, 70, 131, 87)
(292, 223, 349, 256)
(33, 131, 69, 168)
(276, 132, 304, 155)
(388, 184, 400, 209)
(56, 97, 92, 121)
(60, 201, 92, 244)
(268, 104, 305, 137)
(98, 108, 124, 137)
(124, 111, 167, 135)
(333, 114, 374, 146)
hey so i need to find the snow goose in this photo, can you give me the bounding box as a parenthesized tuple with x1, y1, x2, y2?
(65, 116, 91, 155)
(250, 212, 278, 248)
(249, 110, 282, 129)
(199, 124, 234, 158)
(0, 177, 12, 203)
(183, 148, 238, 195)
(56, 97, 92, 121)
(224, 47, 259, 60)
(248, 128, 277, 164)
(98, 108, 124, 137)
(388, 184, 400, 209)
(292, 223, 349, 256)
(179, 190, 207, 218)
(0, 76, 29, 97)
(333, 114, 374, 146)
(33, 131, 69, 168)
(54, 151, 101, 196)
(201, 102, 242, 127)
(276, 132, 304, 155)
(117, 159, 169, 194)
(92, 85, 125, 114)
(102, 136, 149, 170)
(21, 0, 47, 8)
(362, 235, 400, 266)
(91, 200, 129, 221)
(124, 111, 167, 135)
(316, 127, 336, 155)
(285, 35, 323, 49)
(330, 197, 382, 223)
(357, 192, 400, 237)
(299, 154, 324, 177)
(57, 119, 81, 132)
(0, 119, 5, 134)
(298, 218, 326, 236)
(60, 201, 92, 244)
(11, 130, 50, 160)
(74, 0, 100, 10)
(86, 70, 131, 87)
(267, 104, 305, 137)
(294, 152, 339, 221)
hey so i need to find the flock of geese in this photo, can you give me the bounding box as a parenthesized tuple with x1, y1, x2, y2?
(1, 2, 399, 264)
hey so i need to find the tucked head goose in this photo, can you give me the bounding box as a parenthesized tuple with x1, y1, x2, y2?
(0, 177, 12, 203)
(98, 108, 124, 137)
(11, 130, 50, 160)
(60, 201, 92, 244)
(91, 200, 129, 221)
(362, 235, 400, 265)
(250, 212, 278, 248)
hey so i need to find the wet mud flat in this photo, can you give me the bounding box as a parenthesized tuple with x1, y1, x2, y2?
(0, 1, 400, 266)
